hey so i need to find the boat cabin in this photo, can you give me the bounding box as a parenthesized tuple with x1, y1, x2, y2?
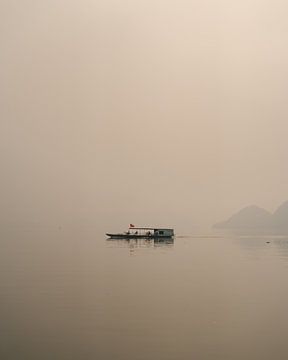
(129, 227, 174, 238)
(153, 228, 174, 237)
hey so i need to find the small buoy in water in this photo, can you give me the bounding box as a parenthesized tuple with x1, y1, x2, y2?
(266, 241, 270, 244)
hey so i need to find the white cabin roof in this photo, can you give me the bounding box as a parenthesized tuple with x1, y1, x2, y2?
(129, 227, 174, 231)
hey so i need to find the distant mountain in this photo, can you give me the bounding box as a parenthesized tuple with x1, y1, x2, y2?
(270, 200, 288, 229)
(214, 205, 272, 229)
(214, 201, 288, 231)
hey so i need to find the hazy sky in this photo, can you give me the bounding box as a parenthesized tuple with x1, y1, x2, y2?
(1, 0, 288, 231)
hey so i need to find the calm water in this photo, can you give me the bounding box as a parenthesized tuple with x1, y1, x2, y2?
(1, 226, 288, 360)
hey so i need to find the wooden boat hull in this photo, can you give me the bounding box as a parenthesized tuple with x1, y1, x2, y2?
(106, 233, 173, 239)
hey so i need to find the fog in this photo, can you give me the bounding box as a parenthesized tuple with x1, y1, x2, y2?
(1, 0, 288, 232)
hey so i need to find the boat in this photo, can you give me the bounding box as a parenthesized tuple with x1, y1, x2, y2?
(106, 225, 174, 239)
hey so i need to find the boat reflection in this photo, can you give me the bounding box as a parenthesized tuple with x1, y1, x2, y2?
(106, 237, 174, 250)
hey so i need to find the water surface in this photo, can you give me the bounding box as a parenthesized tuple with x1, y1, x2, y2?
(1, 226, 288, 360)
